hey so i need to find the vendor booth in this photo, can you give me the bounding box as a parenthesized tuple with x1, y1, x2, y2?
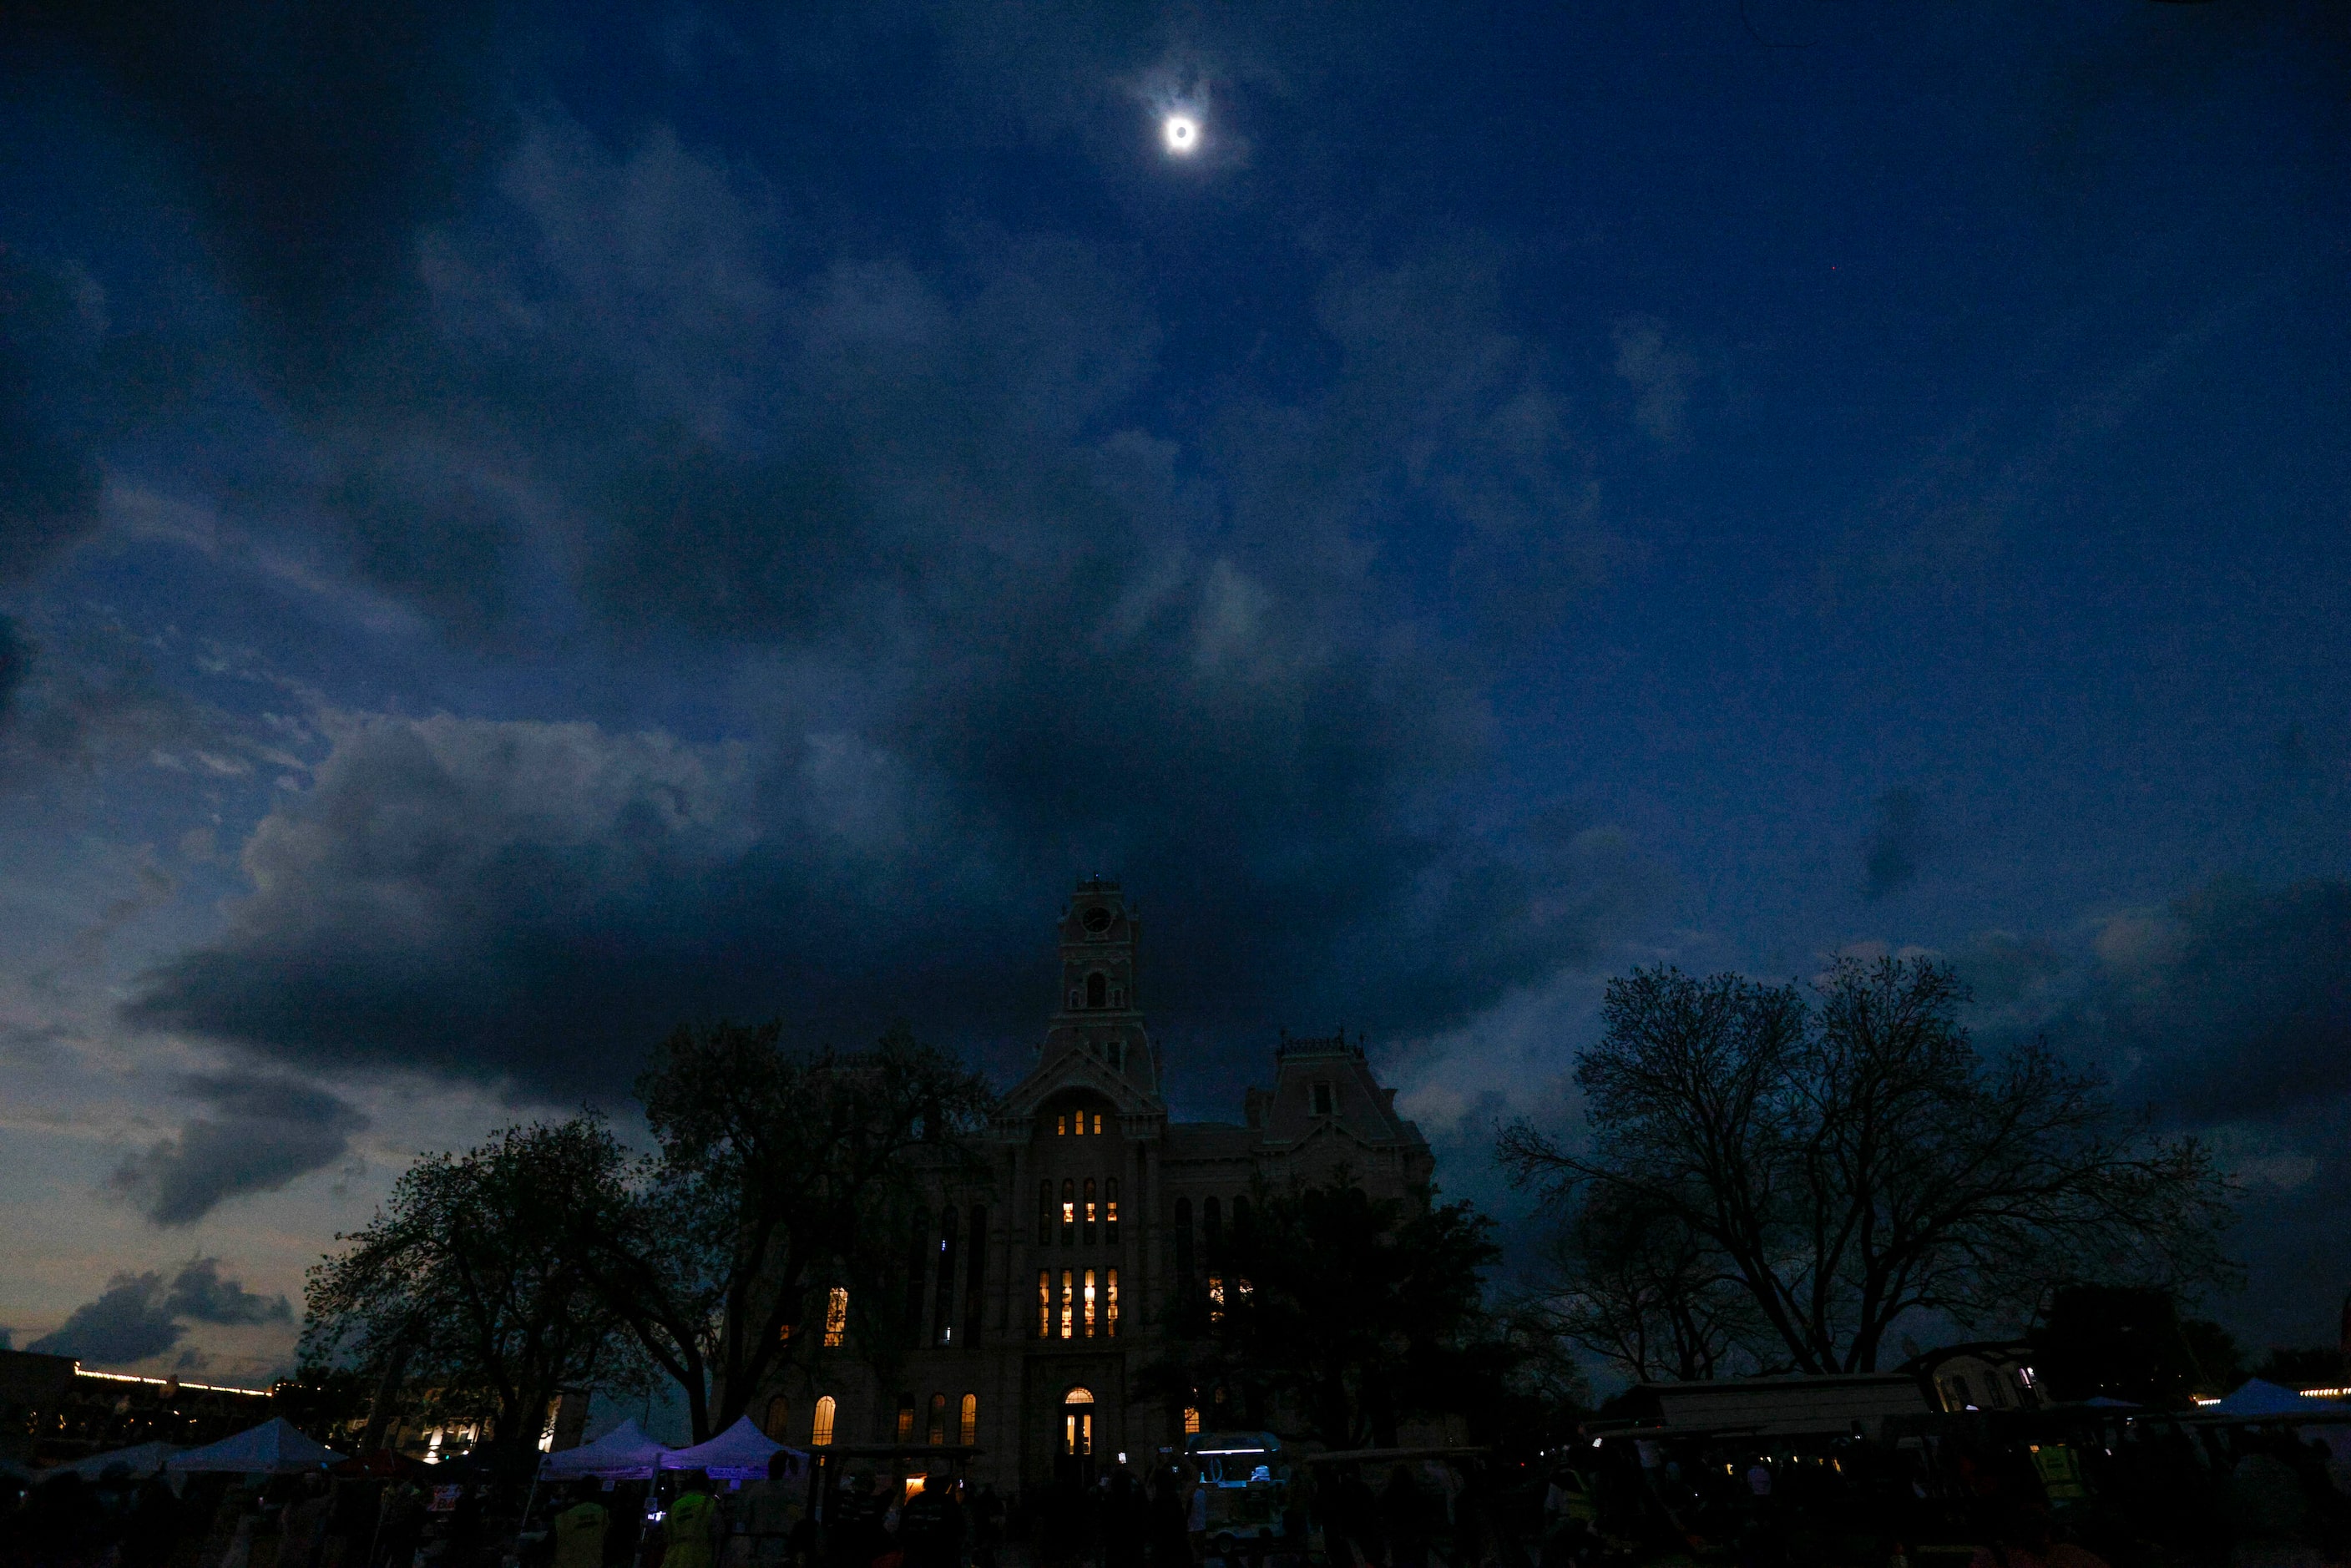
(660, 1414, 805, 1484)
(538, 1418, 670, 1483)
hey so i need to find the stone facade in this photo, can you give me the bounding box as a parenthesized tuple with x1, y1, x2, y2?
(758, 878, 1431, 1491)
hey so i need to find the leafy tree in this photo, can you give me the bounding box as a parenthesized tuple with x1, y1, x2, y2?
(570, 1020, 996, 1441)
(1501, 957, 2236, 1377)
(1140, 1176, 1509, 1449)
(301, 1118, 635, 1469)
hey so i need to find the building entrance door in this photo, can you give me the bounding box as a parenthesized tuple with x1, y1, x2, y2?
(1056, 1387, 1096, 1487)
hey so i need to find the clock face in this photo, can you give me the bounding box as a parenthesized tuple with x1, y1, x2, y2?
(1080, 906, 1113, 935)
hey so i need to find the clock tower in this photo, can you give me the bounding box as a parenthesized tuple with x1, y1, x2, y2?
(1040, 878, 1157, 1094)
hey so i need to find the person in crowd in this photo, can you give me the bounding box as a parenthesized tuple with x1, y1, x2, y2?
(1102, 1469, 1146, 1568)
(1380, 1466, 1429, 1568)
(1184, 1472, 1209, 1566)
(742, 1450, 801, 1568)
(280, 1471, 335, 1568)
(557, 1478, 614, 1568)
(972, 1482, 1007, 1568)
(665, 1471, 723, 1568)
(377, 1474, 428, 1568)
(117, 1469, 185, 1568)
(897, 1479, 959, 1568)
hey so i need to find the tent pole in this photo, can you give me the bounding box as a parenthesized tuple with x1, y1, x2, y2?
(515, 1473, 540, 1560)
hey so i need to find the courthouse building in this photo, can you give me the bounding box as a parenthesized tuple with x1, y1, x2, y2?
(758, 879, 1432, 1489)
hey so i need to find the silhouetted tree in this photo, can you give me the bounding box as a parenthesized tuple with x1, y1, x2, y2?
(571, 1021, 996, 1440)
(302, 1118, 633, 1468)
(1140, 1176, 1509, 1448)
(1501, 957, 2236, 1375)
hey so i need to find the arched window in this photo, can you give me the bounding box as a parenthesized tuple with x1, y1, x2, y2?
(927, 1392, 948, 1445)
(1082, 1178, 1097, 1245)
(1105, 1178, 1120, 1242)
(1038, 1181, 1053, 1246)
(764, 1395, 791, 1441)
(811, 1394, 837, 1447)
(823, 1287, 847, 1347)
(1087, 971, 1107, 1008)
(1063, 1387, 1095, 1457)
(1203, 1196, 1222, 1253)
(963, 1206, 988, 1347)
(958, 1393, 978, 1446)
(1232, 1195, 1251, 1242)
(1060, 1179, 1075, 1246)
(933, 1206, 959, 1346)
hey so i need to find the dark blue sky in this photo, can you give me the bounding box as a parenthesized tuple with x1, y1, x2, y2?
(2, 0, 2346, 1373)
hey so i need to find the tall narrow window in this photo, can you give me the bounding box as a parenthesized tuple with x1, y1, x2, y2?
(1173, 1197, 1194, 1333)
(1073, 1106, 1087, 1136)
(1106, 1269, 1120, 1338)
(963, 1206, 988, 1347)
(958, 1393, 978, 1446)
(1087, 971, 1106, 1008)
(1311, 1082, 1334, 1116)
(1061, 1179, 1075, 1245)
(1203, 1197, 1222, 1255)
(1057, 1111, 1068, 1136)
(1037, 1271, 1051, 1339)
(1092, 1112, 1103, 1135)
(927, 1393, 948, 1445)
(903, 1208, 930, 1347)
(1039, 1181, 1053, 1245)
(1232, 1196, 1252, 1245)
(933, 1207, 959, 1346)
(1083, 1269, 1097, 1338)
(1207, 1274, 1226, 1324)
(1182, 1405, 1201, 1436)
(894, 1396, 916, 1443)
(1105, 1178, 1120, 1243)
(823, 1287, 847, 1347)
(811, 1395, 837, 1446)
(1059, 1269, 1074, 1340)
(1082, 1178, 1097, 1245)
(764, 1396, 791, 1440)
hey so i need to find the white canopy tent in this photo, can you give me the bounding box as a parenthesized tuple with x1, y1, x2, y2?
(538, 1418, 670, 1483)
(167, 1419, 343, 1475)
(62, 1440, 180, 1480)
(658, 1416, 804, 1483)
(2208, 1379, 2351, 1419)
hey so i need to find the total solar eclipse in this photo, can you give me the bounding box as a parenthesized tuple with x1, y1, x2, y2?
(1163, 114, 1199, 154)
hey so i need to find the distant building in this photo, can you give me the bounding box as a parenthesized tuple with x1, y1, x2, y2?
(751, 879, 1433, 1491)
(0, 1348, 273, 1467)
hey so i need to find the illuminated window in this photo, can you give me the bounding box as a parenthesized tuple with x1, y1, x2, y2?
(1105, 1179, 1120, 1242)
(1061, 1179, 1075, 1244)
(895, 1395, 916, 1443)
(1208, 1274, 1225, 1324)
(959, 1393, 978, 1446)
(1183, 1405, 1201, 1435)
(1064, 1387, 1095, 1458)
(1037, 1271, 1051, 1340)
(823, 1287, 848, 1347)
(928, 1393, 948, 1444)
(765, 1395, 791, 1440)
(1084, 1269, 1097, 1338)
(1039, 1181, 1053, 1245)
(1083, 1177, 1098, 1245)
(1107, 1269, 1119, 1338)
(1092, 1112, 1103, 1135)
(777, 1322, 793, 1344)
(1057, 1111, 1068, 1136)
(811, 1395, 837, 1447)
(1073, 1107, 1087, 1136)
(1059, 1269, 1074, 1340)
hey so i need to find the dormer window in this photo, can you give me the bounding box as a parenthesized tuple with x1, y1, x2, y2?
(1312, 1083, 1335, 1116)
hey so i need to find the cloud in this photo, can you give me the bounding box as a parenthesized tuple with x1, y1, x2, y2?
(109, 1070, 369, 1227)
(1611, 316, 1697, 446)
(23, 1257, 287, 1367)
(1862, 787, 1932, 901)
